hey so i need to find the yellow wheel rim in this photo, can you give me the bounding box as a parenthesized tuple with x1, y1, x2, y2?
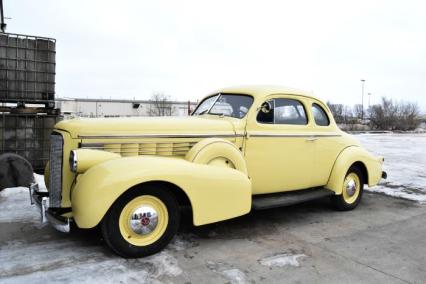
(119, 195, 169, 246)
(342, 172, 361, 204)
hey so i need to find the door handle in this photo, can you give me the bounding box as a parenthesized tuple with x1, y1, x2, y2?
(305, 136, 318, 142)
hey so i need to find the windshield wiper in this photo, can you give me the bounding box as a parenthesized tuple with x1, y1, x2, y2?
(197, 109, 209, 115)
(207, 112, 225, 117)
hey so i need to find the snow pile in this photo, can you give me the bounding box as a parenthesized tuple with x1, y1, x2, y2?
(259, 253, 306, 268)
(358, 134, 426, 204)
(0, 173, 50, 223)
(0, 187, 41, 223)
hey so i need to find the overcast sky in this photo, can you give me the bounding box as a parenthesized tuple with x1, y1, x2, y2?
(5, 0, 426, 112)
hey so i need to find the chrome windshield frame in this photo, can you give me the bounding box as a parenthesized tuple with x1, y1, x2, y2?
(192, 93, 254, 119)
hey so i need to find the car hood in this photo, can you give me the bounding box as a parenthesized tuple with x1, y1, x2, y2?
(55, 116, 236, 139)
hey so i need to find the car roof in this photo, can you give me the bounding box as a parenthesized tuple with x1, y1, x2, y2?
(212, 85, 318, 100)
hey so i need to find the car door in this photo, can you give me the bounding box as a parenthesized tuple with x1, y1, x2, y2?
(244, 95, 317, 194)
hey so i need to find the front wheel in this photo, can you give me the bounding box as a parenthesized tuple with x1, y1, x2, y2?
(331, 166, 364, 211)
(101, 185, 180, 258)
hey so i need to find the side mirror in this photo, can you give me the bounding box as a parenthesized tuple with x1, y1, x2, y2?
(260, 101, 273, 113)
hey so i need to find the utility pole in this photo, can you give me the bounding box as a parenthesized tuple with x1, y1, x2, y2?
(360, 79, 365, 121)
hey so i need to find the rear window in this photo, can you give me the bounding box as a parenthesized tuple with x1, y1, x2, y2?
(312, 103, 330, 126)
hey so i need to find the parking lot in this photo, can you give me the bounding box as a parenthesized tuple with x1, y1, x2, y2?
(1, 134, 425, 283)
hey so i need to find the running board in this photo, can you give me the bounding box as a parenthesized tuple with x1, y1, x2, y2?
(252, 188, 334, 210)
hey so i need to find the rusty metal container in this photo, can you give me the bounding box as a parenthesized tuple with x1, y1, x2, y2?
(0, 113, 61, 173)
(0, 32, 56, 104)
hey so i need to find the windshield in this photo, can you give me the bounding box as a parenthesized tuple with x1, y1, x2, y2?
(192, 93, 254, 118)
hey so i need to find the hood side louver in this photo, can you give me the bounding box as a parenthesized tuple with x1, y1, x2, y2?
(80, 141, 197, 157)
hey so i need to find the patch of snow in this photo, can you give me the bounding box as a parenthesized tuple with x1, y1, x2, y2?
(259, 253, 306, 268)
(0, 174, 48, 223)
(0, 186, 41, 223)
(357, 134, 426, 203)
(206, 261, 249, 284)
(0, 258, 151, 284)
(221, 268, 249, 284)
(0, 240, 182, 283)
(141, 251, 183, 278)
(367, 184, 426, 204)
(167, 234, 198, 252)
(33, 173, 47, 191)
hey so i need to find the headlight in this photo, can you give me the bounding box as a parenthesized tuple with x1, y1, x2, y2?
(69, 150, 78, 172)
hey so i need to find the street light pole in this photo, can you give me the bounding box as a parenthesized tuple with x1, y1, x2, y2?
(360, 79, 365, 121)
(368, 92, 371, 109)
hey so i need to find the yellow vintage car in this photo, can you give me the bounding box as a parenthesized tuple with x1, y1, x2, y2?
(30, 85, 386, 258)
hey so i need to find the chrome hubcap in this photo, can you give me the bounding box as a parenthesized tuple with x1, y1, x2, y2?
(129, 205, 159, 235)
(346, 179, 357, 196)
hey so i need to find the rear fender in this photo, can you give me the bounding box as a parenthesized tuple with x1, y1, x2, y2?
(71, 156, 252, 228)
(326, 146, 383, 194)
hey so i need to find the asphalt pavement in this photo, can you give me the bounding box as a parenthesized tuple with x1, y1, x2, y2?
(1, 191, 425, 283)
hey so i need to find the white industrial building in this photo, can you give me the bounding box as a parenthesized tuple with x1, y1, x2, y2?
(55, 98, 198, 118)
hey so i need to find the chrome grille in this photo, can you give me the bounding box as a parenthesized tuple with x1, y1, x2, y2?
(49, 133, 63, 207)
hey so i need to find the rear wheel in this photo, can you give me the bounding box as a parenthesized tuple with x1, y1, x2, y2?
(101, 185, 179, 258)
(331, 166, 364, 211)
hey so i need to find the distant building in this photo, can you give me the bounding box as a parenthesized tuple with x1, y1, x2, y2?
(55, 98, 198, 118)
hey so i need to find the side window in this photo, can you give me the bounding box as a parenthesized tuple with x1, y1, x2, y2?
(312, 103, 330, 126)
(257, 98, 308, 125)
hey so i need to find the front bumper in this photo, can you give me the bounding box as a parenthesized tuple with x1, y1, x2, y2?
(29, 183, 71, 233)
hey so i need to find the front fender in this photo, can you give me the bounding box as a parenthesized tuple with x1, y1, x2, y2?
(325, 146, 383, 194)
(185, 138, 248, 175)
(71, 156, 252, 228)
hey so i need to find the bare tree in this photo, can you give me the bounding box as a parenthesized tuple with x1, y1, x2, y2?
(395, 101, 421, 130)
(147, 93, 174, 116)
(327, 102, 344, 123)
(353, 104, 363, 120)
(369, 97, 420, 130)
(328, 101, 358, 124)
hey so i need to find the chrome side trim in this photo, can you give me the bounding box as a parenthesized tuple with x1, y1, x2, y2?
(248, 133, 342, 138)
(78, 133, 244, 139)
(78, 133, 340, 139)
(80, 142, 197, 147)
